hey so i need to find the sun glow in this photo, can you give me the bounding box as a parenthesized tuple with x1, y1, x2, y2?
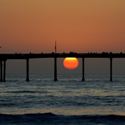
(63, 57, 79, 70)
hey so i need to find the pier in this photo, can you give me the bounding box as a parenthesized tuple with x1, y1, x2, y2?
(0, 52, 125, 82)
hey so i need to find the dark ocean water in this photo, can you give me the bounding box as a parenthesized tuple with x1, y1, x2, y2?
(0, 75, 125, 125)
(1, 113, 125, 125)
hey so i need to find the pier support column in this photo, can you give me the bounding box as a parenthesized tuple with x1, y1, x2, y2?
(3, 60, 6, 82)
(82, 58, 85, 81)
(26, 58, 29, 82)
(0, 61, 2, 82)
(54, 57, 57, 81)
(110, 58, 113, 82)
(0, 60, 7, 82)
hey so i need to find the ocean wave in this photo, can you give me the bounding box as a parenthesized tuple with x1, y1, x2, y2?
(0, 113, 125, 125)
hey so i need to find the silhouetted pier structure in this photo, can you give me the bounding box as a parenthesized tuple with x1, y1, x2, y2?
(0, 52, 125, 82)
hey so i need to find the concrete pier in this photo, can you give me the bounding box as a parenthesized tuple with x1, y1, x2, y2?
(0, 52, 125, 82)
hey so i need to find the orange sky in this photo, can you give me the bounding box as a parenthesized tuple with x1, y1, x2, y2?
(0, 0, 125, 52)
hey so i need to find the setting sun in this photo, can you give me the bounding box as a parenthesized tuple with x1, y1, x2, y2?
(63, 57, 79, 70)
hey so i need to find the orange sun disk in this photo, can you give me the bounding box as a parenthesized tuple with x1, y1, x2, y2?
(63, 57, 79, 70)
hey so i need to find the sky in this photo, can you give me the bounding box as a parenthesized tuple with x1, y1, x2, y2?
(0, 0, 125, 53)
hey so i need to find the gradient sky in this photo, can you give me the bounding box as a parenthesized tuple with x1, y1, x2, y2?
(0, 0, 125, 52)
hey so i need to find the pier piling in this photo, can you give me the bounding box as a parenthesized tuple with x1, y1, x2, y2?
(82, 58, 85, 81)
(26, 58, 29, 82)
(54, 57, 57, 81)
(0, 60, 7, 82)
(3, 60, 6, 82)
(110, 58, 113, 82)
(0, 61, 2, 82)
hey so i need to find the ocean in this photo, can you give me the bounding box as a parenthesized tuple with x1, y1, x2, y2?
(0, 73, 125, 125)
